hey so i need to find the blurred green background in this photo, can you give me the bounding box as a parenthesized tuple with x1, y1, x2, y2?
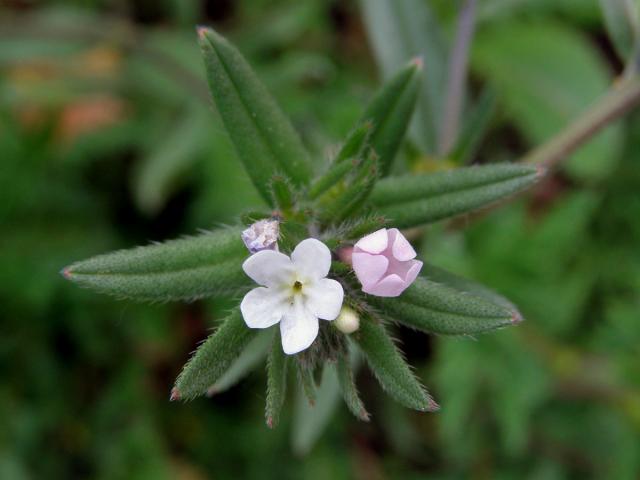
(2, 0, 640, 478)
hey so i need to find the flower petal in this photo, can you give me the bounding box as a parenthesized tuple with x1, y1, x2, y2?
(242, 249, 294, 287)
(352, 252, 388, 288)
(304, 278, 344, 320)
(389, 228, 417, 261)
(354, 228, 388, 254)
(280, 299, 319, 355)
(240, 287, 288, 328)
(364, 274, 406, 297)
(290, 238, 332, 281)
(403, 259, 423, 286)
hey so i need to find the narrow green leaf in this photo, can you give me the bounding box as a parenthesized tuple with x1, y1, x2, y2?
(270, 174, 295, 211)
(449, 87, 497, 164)
(353, 317, 437, 411)
(360, 61, 421, 176)
(296, 361, 317, 406)
(198, 27, 313, 203)
(334, 121, 373, 164)
(207, 329, 272, 396)
(599, 0, 640, 64)
(62, 227, 249, 302)
(173, 308, 255, 400)
(359, 0, 447, 153)
(265, 331, 289, 429)
(318, 149, 378, 225)
(308, 159, 354, 200)
(291, 363, 342, 456)
(132, 104, 208, 215)
(370, 164, 542, 228)
(373, 273, 521, 336)
(335, 355, 370, 421)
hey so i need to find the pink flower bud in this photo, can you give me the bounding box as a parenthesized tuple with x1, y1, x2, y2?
(352, 228, 422, 297)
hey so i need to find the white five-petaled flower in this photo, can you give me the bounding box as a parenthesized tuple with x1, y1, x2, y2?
(240, 238, 344, 355)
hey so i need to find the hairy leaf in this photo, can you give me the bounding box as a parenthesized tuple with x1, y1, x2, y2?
(359, 0, 447, 153)
(353, 317, 437, 411)
(266, 331, 289, 428)
(207, 329, 272, 396)
(198, 27, 313, 203)
(62, 227, 249, 301)
(173, 308, 255, 400)
(359, 61, 421, 176)
(336, 354, 370, 421)
(373, 273, 521, 336)
(291, 363, 341, 455)
(370, 164, 541, 228)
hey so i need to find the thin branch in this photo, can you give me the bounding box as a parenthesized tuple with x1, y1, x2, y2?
(438, 0, 477, 156)
(521, 77, 640, 169)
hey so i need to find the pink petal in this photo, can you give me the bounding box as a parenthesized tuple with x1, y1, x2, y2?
(404, 259, 423, 286)
(364, 274, 406, 297)
(352, 252, 389, 288)
(354, 228, 388, 254)
(389, 228, 417, 261)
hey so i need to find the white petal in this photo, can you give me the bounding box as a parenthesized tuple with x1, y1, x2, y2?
(354, 228, 388, 254)
(290, 238, 332, 281)
(304, 278, 344, 320)
(242, 250, 294, 287)
(280, 298, 319, 355)
(240, 287, 288, 328)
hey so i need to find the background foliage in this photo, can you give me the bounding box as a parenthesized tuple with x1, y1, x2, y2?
(1, 0, 639, 478)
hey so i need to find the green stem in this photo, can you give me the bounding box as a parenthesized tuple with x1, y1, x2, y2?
(521, 77, 640, 170)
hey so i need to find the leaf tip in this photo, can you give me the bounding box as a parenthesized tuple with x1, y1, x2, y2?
(60, 266, 73, 280)
(169, 387, 181, 402)
(535, 164, 548, 178)
(196, 25, 210, 40)
(360, 409, 371, 422)
(511, 310, 524, 325)
(410, 56, 424, 70)
(206, 386, 218, 397)
(427, 397, 440, 412)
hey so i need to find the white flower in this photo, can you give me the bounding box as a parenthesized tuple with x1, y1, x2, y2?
(240, 238, 344, 355)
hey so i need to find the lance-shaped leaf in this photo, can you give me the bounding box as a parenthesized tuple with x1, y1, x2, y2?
(336, 354, 370, 421)
(317, 149, 379, 226)
(172, 308, 256, 400)
(308, 123, 373, 202)
(372, 269, 521, 336)
(599, 0, 640, 65)
(266, 331, 289, 428)
(353, 317, 437, 412)
(291, 363, 341, 455)
(359, 0, 447, 153)
(62, 227, 248, 302)
(334, 121, 373, 164)
(359, 60, 422, 176)
(198, 27, 313, 204)
(207, 329, 272, 396)
(370, 164, 542, 228)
